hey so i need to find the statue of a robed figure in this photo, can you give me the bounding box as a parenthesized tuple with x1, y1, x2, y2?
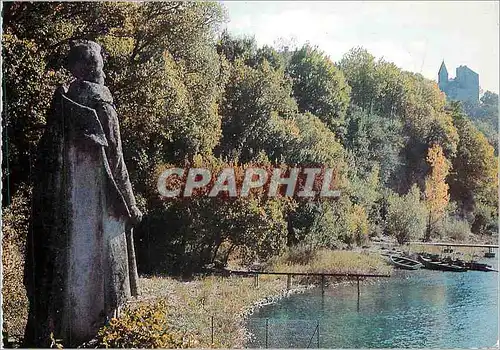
(24, 40, 143, 347)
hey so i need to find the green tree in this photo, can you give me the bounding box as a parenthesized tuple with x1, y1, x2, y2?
(448, 103, 498, 234)
(249, 45, 285, 71)
(292, 198, 363, 249)
(462, 91, 498, 153)
(480, 90, 499, 106)
(217, 59, 298, 162)
(346, 164, 385, 237)
(374, 60, 407, 118)
(217, 30, 257, 63)
(338, 47, 379, 111)
(338, 48, 458, 194)
(290, 113, 346, 167)
(286, 44, 351, 134)
(344, 105, 404, 184)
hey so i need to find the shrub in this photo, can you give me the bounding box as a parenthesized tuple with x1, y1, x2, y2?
(386, 185, 427, 244)
(294, 201, 344, 250)
(349, 204, 369, 246)
(96, 300, 199, 348)
(336, 202, 370, 247)
(437, 216, 471, 241)
(297, 199, 370, 250)
(471, 200, 497, 235)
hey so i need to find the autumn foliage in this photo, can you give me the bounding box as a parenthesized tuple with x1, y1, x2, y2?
(1, 2, 498, 345)
(424, 144, 451, 240)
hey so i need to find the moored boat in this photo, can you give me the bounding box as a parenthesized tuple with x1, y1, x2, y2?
(390, 255, 423, 270)
(418, 255, 467, 272)
(484, 247, 496, 258)
(466, 261, 498, 272)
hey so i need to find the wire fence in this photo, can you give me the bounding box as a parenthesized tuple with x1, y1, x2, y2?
(205, 316, 323, 348)
(246, 318, 321, 348)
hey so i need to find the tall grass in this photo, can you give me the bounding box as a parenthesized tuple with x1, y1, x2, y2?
(269, 247, 391, 275)
(121, 275, 292, 348)
(99, 249, 391, 348)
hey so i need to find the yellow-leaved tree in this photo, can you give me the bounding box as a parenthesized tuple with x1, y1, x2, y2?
(424, 143, 450, 241)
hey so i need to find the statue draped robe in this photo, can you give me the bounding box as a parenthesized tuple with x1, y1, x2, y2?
(24, 80, 138, 347)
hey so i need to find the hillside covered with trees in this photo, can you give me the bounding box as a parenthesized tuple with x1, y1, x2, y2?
(2, 1, 498, 299)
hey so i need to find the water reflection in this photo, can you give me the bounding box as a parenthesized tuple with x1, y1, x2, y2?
(247, 260, 498, 348)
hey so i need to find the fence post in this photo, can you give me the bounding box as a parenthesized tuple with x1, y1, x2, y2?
(317, 320, 320, 348)
(265, 318, 269, 348)
(357, 276, 360, 312)
(321, 275, 325, 295)
(287, 274, 292, 290)
(211, 315, 214, 345)
(254, 274, 259, 288)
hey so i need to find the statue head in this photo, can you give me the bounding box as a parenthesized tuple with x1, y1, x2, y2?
(67, 40, 105, 85)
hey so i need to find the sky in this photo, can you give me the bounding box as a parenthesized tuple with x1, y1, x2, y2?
(221, 1, 499, 94)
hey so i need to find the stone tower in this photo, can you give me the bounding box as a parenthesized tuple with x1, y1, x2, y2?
(437, 61, 479, 104)
(438, 60, 449, 91)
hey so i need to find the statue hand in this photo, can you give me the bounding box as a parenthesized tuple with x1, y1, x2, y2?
(129, 205, 143, 227)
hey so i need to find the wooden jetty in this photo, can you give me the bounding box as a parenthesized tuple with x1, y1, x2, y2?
(409, 241, 498, 258)
(226, 269, 390, 296)
(409, 242, 498, 248)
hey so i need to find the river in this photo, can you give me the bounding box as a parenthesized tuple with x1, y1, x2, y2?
(246, 260, 498, 348)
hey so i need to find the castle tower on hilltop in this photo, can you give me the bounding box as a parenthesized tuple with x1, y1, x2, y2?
(438, 61, 448, 91)
(437, 61, 479, 104)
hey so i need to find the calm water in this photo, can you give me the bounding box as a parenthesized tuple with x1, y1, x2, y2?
(246, 260, 498, 348)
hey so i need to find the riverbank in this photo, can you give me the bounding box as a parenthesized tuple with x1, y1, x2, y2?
(1, 247, 391, 348)
(93, 274, 311, 348)
(8, 238, 494, 348)
(96, 249, 391, 348)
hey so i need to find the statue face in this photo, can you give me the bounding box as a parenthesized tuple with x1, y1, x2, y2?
(87, 51, 105, 85)
(68, 41, 106, 85)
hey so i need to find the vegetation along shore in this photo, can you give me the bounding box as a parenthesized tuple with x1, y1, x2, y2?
(2, 2, 497, 348)
(95, 248, 391, 348)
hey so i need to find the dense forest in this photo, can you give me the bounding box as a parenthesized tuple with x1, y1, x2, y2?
(2, 1, 498, 286)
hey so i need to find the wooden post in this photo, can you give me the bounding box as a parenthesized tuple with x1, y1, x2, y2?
(356, 276, 360, 312)
(316, 320, 320, 348)
(321, 275, 325, 295)
(254, 274, 259, 288)
(126, 225, 140, 297)
(265, 318, 269, 348)
(286, 274, 292, 290)
(357, 276, 360, 298)
(211, 315, 214, 345)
